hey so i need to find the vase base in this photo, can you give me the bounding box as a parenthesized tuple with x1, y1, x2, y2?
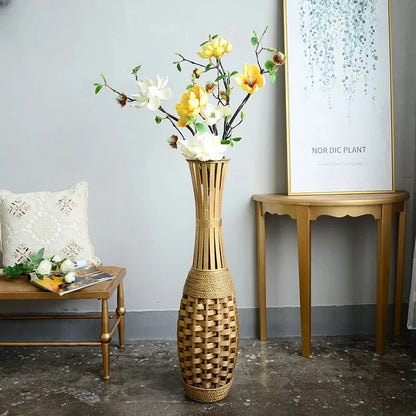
(182, 379, 233, 403)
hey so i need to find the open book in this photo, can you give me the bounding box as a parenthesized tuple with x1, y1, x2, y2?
(27, 268, 115, 296)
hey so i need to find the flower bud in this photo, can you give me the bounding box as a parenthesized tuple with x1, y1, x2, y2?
(64, 272, 76, 284)
(205, 82, 217, 94)
(220, 90, 229, 101)
(273, 51, 286, 65)
(117, 93, 128, 107)
(193, 68, 201, 79)
(168, 135, 179, 149)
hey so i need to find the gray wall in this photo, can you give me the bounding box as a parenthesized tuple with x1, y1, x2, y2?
(0, 0, 415, 340)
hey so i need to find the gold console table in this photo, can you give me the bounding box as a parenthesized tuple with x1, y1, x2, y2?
(0, 266, 126, 380)
(252, 192, 409, 357)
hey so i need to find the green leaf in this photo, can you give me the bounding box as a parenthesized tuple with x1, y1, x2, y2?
(186, 84, 194, 90)
(155, 116, 163, 124)
(266, 47, 277, 52)
(195, 123, 207, 133)
(94, 84, 103, 94)
(200, 40, 210, 47)
(229, 71, 238, 77)
(32, 248, 45, 266)
(2, 248, 45, 279)
(231, 137, 242, 142)
(3, 265, 21, 279)
(176, 62, 182, 72)
(269, 73, 276, 83)
(265, 60, 275, 72)
(131, 65, 142, 75)
(215, 74, 227, 82)
(221, 140, 231, 145)
(205, 62, 213, 71)
(251, 36, 258, 46)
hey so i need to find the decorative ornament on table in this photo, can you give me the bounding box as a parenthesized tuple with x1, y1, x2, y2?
(2, 248, 84, 283)
(94, 26, 285, 403)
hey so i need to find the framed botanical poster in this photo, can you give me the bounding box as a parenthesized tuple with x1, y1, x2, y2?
(284, 0, 394, 194)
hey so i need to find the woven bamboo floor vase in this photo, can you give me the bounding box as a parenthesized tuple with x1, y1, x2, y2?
(177, 159, 239, 403)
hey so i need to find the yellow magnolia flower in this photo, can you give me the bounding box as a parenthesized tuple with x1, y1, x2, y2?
(234, 64, 265, 94)
(197, 37, 232, 59)
(174, 85, 208, 127)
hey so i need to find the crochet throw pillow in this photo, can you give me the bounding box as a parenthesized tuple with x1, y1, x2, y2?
(0, 181, 100, 267)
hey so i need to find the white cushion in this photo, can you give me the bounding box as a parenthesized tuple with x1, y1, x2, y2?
(0, 189, 11, 252)
(0, 181, 100, 267)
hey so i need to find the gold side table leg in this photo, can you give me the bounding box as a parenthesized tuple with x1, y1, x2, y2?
(394, 203, 406, 336)
(117, 282, 126, 348)
(297, 206, 311, 358)
(100, 298, 111, 380)
(376, 203, 392, 355)
(256, 201, 267, 341)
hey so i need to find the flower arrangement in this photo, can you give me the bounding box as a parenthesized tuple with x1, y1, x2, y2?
(94, 26, 285, 161)
(2, 248, 77, 282)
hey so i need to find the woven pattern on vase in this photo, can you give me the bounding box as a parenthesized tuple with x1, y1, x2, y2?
(177, 160, 239, 403)
(178, 269, 238, 402)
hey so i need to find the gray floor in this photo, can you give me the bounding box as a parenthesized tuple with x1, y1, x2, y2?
(0, 336, 415, 416)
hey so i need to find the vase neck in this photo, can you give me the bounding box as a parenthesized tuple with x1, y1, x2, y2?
(188, 160, 229, 270)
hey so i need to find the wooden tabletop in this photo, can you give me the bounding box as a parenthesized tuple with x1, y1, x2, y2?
(0, 266, 126, 300)
(252, 191, 409, 206)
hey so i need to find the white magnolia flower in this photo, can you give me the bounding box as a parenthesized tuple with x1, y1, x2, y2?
(219, 105, 231, 118)
(131, 75, 172, 111)
(200, 104, 231, 126)
(200, 103, 222, 126)
(179, 132, 228, 161)
(60, 259, 75, 274)
(36, 259, 52, 276)
(64, 272, 76, 284)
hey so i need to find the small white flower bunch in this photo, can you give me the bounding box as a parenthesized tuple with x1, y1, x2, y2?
(3, 248, 78, 281)
(40, 254, 76, 282)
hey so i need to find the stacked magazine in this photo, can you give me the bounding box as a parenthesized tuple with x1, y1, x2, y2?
(27, 268, 115, 296)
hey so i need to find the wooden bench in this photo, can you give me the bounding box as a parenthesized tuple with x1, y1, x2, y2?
(0, 266, 126, 380)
